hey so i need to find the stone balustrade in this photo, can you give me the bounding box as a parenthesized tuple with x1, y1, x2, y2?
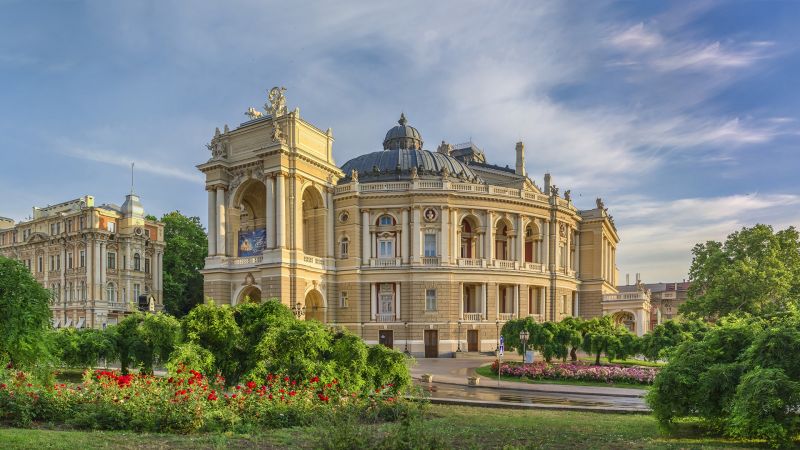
(463, 312, 483, 322)
(375, 313, 396, 322)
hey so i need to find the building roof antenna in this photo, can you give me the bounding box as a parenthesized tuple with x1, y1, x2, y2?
(131, 162, 135, 195)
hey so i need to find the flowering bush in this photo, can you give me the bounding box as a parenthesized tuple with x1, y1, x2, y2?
(491, 360, 659, 385)
(0, 365, 411, 433)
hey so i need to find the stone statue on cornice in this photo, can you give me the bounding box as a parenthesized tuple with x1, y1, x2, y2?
(265, 87, 288, 117)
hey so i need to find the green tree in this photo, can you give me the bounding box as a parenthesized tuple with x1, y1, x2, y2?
(580, 316, 622, 365)
(111, 312, 181, 374)
(640, 319, 708, 361)
(557, 316, 584, 362)
(0, 256, 52, 369)
(681, 224, 800, 320)
(50, 328, 115, 368)
(161, 211, 208, 317)
(181, 301, 242, 382)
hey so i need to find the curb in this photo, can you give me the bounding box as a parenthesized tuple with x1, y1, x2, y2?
(415, 378, 647, 399)
(419, 397, 651, 414)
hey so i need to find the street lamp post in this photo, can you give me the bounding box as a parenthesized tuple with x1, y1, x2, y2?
(495, 320, 500, 351)
(457, 320, 462, 352)
(519, 330, 530, 364)
(404, 322, 410, 355)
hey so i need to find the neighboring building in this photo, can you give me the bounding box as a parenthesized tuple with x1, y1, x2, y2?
(0, 193, 165, 328)
(198, 88, 630, 358)
(617, 279, 690, 330)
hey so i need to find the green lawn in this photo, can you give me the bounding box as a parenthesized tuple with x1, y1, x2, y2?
(474, 365, 650, 390)
(0, 404, 772, 449)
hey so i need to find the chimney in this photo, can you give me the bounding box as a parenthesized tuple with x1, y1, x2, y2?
(544, 173, 551, 193)
(626, 273, 630, 285)
(636, 273, 641, 284)
(515, 141, 526, 176)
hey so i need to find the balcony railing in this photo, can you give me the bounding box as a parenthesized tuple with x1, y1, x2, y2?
(494, 260, 517, 269)
(463, 312, 483, 322)
(375, 313, 396, 322)
(370, 258, 401, 267)
(421, 257, 440, 266)
(603, 292, 649, 302)
(498, 313, 514, 321)
(457, 258, 483, 267)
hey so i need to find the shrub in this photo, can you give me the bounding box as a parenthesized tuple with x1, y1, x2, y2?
(727, 367, 800, 447)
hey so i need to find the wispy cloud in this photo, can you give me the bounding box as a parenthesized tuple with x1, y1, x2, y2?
(62, 146, 204, 183)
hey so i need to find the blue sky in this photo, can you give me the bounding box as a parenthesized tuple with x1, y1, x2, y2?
(1, 1, 799, 282)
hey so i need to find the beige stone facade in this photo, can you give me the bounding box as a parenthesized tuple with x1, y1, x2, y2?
(0, 194, 165, 328)
(198, 89, 627, 357)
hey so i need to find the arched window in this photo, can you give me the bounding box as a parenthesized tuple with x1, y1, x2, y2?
(134, 253, 141, 271)
(460, 218, 476, 258)
(377, 215, 395, 226)
(339, 236, 349, 258)
(106, 283, 116, 302)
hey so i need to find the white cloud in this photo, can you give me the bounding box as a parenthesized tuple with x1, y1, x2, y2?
(612, 193, 800, 282)
(609, 23, 664, 50)
(62, 146, 204, 184)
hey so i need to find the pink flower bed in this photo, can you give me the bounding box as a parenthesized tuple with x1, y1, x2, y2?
(491, 360, 659, 385)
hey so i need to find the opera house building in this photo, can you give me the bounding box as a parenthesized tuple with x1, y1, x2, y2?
(198, 88, 647, 357)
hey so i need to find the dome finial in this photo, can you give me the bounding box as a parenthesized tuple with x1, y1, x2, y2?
(398, 113, 407, 126)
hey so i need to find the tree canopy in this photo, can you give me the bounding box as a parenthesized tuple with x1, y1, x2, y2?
(0, 256, 53, 369)
(681, 224, 800, 320)
(160, 211, 208, 317)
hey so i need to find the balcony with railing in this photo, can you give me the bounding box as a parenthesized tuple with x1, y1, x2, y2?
(463, 312, 483, 322)
(375, 313, 396, 322)
(498, 312, 515, 321)
(421, 256, 440, 266)
(457, 258, 483, 268)
(370, 257, 401, 267)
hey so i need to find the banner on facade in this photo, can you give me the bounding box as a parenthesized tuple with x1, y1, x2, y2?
(238, 229, 266, 257)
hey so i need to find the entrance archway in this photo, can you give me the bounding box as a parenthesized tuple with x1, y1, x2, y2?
(611, 311, 636, 333)
(238, 285, 262, 304)
(301, 187, 326, 257)
(304, 290, 325, 322)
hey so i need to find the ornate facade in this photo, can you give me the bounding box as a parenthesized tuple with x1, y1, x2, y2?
(198, 88, 631, 357)
(0, 194, 165, 328)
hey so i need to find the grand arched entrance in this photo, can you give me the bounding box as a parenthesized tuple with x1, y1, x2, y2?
(304, 290, 325, 322)
(301, 187, 326, 257)
(612, 311, 636, 333)
(238, 285, 262, 304)
(232, 179, 267, 257)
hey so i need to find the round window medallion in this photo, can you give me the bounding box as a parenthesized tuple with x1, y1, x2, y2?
(423, 208, 438, 222)
(339, 212, 350, 223)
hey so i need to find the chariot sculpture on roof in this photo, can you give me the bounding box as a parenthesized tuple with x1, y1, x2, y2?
(265, 86, 288, 118)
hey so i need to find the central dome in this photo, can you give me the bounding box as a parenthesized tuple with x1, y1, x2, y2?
(340, 148, 482, 184)
(383, 113, 423, 150)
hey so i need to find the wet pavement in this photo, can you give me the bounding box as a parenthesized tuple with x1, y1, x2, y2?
(409, 356, 650, 412)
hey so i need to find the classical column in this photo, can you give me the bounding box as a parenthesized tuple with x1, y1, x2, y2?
(265, 176, 275, 249)
(326, 189, 335, 258)
(517, 215, 525, 266)
(207, 189, 217, 256)
(574, 291, 580, 317)
(276, 173, 286, 248)
(440, 206, 449, 264)
(411, 207, 421, 263)
(216, 187, 226, 256)
(370, 283, 377, 320)
(361, 210, 370, 263)
(539, 287, 546, 318)
(459, 282, 464, 319)
(451, 209, 458, 263)
(543, 219, 550, 268)
(99, 242, 104, 300)
(482, 283, 488, 319)
(395, 283, 401, 320)
(514, 285, 520, 318)
(401, 209, 409, 263)
(575, 233, 580, 277)
(485, 210, 494, 263)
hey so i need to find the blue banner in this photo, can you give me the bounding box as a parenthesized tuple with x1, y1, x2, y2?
(238, 229, 266, 257)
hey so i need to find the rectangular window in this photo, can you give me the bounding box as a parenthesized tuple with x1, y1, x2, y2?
(56, 255, 60, 271)
(66, 220, 72, 233)
(339, 291, 348, 308)
(145, 258, 151, 274)
(378, 239, 394, 258)
(80, 216, 85, 229)
(339, 239, 349, 258)
(133, 284, 140, 301)
(378, 283, 394, 314)
(49, 255, 54, 271)
(107, 252, 116, 270)
(79, 250, 86, 268)
(38, 256, 43, 273)
(425, 289, 437, 311)
(107, 222, 116, 233)
(144, 228, 151, 239)
(81, 281, 87, 300)
(424, 234, 437, 257)
(123, 255, 126, 270)
(67, 252, 73, 269)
